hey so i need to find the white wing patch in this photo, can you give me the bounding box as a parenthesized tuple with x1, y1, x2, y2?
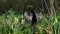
(24, 11, 43, 23)
(24, 12, 33, 22)
(36, 12, 43, 22)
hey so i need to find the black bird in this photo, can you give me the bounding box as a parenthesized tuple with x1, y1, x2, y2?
(24, 6, 43, 34)
(30, 9, 37, 26)
(24, 6, 37, 26)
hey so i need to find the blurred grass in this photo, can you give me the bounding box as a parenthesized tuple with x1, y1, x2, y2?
(0, 9, 60, 34)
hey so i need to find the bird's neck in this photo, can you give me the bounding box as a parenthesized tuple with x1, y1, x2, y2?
(31, 10, 35, 13)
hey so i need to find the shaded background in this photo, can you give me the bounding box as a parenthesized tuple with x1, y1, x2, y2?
(0, 0, 60, 34)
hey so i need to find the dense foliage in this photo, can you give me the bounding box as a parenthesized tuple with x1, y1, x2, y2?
(0, 0, 60, 34)
(0, 9, 60, 34)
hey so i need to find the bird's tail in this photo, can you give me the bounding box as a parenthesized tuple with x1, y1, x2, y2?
(33, 23, 38, 34)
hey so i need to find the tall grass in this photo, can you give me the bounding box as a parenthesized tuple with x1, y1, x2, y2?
(0, 9, 60, 34)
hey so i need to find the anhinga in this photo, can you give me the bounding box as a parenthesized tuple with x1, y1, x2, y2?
(24, 6, 43, 34)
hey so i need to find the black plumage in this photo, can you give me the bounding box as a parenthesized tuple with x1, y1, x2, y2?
(30, 10, 37, 26)
(24, 6, 43, 34)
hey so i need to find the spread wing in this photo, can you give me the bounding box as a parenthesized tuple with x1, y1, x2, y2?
(24, 11, 43, 23)
(24, 11, 33, 23)
(36, 12, 43, 23)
